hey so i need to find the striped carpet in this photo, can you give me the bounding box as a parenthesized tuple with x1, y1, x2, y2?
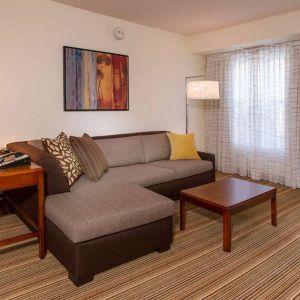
(0, 173, 300, 300)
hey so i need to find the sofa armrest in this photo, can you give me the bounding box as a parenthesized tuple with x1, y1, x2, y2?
(7, 142, 70, 195)
(198, 151, 216, 172)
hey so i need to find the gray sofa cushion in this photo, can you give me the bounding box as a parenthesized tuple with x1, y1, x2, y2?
(101, 164, 176, 187)
(46, 177, 175, 243)
(147, 159, 213, 179)
(95, 136, 145, 167)
(141, 133, 171, 163)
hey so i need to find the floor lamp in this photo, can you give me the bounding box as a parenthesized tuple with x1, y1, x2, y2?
(185, 78, 220, 134)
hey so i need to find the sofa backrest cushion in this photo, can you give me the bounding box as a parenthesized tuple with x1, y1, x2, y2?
(95, 136, 145, 167)
(141, 133, 171, 163)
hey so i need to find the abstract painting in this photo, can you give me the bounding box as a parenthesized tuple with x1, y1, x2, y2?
(64, 46, 129, 111)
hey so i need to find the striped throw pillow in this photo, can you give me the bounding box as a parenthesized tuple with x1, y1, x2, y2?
(70, 134, 108, 182)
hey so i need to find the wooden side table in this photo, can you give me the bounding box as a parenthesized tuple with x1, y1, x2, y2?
(0, 163, 46, 259)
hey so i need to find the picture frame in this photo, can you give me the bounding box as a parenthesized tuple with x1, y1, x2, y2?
(63, 46, 129, 111)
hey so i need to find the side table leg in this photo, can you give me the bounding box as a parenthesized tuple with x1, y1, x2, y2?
(180, 198, 186, 230)
(38, 173, 46, 259)
(223, 209, 231, 252)
(271, 194, 277, 227)
(0, 192, 9, 215)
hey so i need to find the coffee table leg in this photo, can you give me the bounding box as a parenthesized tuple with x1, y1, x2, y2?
(180, 198, 186, 230)
(271, 194, 277, 227)
(223, 210, 231, 252)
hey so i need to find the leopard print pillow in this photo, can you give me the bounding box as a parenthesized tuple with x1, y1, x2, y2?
(42, 132, 83, 186)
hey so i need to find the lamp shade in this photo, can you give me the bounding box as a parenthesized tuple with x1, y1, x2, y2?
(187, 81, 220, 100)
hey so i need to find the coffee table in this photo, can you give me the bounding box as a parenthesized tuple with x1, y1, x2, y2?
(180, 178, 277, 252)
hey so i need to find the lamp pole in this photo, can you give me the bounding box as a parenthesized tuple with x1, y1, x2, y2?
(185, 75, 205, 134)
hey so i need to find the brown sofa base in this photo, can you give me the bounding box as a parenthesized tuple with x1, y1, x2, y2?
(46, 216, 173, 286)
(147, 170, 215, 200)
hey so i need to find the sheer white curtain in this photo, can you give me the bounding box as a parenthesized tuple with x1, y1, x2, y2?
(205, 41, 300, 188)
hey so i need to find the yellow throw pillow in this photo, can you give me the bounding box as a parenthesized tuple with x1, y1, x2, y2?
(166, 132, 200, 160)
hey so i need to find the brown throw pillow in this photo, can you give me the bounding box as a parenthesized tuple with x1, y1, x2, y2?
(42, 132, 83, 186)
(70, 134, 108, 182)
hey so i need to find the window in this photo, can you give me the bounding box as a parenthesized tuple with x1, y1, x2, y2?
(231, 50, 286, 151)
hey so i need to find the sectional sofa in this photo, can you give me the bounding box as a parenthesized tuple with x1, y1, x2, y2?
(7, 131, 215, 286)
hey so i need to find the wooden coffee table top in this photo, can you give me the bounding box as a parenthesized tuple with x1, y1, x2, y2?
(180, 178, 275, 209)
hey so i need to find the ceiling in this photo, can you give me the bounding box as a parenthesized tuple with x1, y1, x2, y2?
(52, 0, 300, 35)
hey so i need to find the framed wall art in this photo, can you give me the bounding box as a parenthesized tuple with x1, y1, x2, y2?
(63, 46, 129, 111)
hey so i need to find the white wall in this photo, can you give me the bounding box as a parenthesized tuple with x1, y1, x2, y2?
(186, 10, 300, 54)
(0, 0, 203, 148)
